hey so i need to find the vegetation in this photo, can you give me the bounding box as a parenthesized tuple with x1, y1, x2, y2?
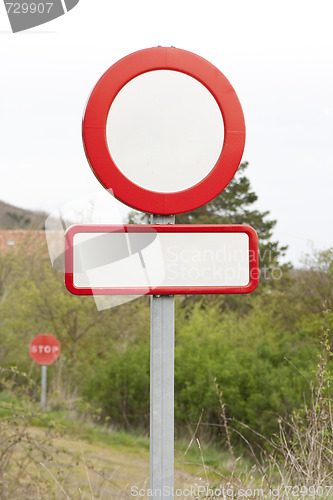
(0, 300, 332, 498)
(0, 162, 332, 496)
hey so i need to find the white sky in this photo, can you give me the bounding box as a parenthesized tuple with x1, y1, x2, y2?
(0, 0, 332, 265)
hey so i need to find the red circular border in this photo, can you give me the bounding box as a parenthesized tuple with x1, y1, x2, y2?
(83, 47, 245, 214)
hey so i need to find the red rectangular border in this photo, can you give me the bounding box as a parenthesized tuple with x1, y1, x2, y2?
(65, 224, 259, 295)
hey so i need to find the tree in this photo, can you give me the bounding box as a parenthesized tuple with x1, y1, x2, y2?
(129, 162, 290, 287)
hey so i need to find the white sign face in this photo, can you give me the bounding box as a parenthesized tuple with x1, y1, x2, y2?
(66, 226, 258, 294)
(106, 70, 224, 193)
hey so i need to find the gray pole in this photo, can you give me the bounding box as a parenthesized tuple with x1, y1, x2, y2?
(41, 365, 47, 409)
(150, 214, 175, 498)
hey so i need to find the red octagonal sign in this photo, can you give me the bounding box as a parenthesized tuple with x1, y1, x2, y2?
(29, 334, 61, 366)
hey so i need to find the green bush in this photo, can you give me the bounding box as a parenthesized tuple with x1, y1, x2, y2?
(84, 342, 150, 429)
(174, 302, 321, 439)
(83, 299, 330, 444)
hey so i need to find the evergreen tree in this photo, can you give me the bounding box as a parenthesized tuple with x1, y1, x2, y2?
(128, 162, 290, 281)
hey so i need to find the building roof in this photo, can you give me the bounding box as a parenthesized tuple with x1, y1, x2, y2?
(0, 230, 46, 252)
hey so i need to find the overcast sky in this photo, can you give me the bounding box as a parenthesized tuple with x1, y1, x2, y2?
(0, 0, 332, 265)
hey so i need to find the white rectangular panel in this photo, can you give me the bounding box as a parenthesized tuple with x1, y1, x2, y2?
(68, 228, 255, 293)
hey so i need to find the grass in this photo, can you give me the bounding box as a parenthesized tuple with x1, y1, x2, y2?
(1, 388, 332, 499)
(0, 391, 227, 463)
(0, 389, 239, 498)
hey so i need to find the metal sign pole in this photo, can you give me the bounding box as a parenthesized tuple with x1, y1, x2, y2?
(41, 365, 47, 409)
(150, 214, 175, 498)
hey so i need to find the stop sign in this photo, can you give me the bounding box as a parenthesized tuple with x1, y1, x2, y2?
(29, 334, 61, 365)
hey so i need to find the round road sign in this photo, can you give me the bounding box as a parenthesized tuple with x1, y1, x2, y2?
(29, 334, 61, 366)
(83, 46, 245, 215)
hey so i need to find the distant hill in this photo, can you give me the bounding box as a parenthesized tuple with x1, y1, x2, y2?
(0, 200, 46, 230)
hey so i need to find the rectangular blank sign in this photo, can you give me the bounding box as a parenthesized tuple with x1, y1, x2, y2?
(65, 225, 259, 295)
